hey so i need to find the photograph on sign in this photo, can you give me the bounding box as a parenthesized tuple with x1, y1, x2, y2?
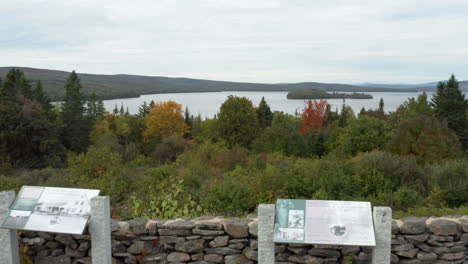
(274, 199, 376, 246)
(1, 186, 100, 234)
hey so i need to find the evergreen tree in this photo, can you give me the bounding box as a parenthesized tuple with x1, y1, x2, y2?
(2, 68, 31, 98)
(96, 99, 106, 116)
(149, 100, 155, 109)
(339, 99, 347, 127)
(113, 104, 119, 115)
(60, 71, 89, 153)
(431, 74, 467, 149)
(0, 69, 64, 167)
(138, 101, 150, 117)
(379, 98, 385, 113)
(184, 107, 193, 139)
(86, 92, 98, 119)
(33, 81, 52, 111)
(119, 104, 124, 115)
(257, 96, 273, 129)
(359, 107, 366, 116)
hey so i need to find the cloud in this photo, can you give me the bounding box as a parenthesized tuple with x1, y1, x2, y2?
(0, 0, 467, 83)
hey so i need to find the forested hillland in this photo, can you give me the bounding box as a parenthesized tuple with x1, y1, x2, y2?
(1, 67, 463, 101)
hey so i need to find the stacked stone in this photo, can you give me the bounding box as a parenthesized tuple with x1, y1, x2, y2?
(110, 217, 259, 264)
(20, 230, 92, 264)
(274, 243, 364, 264)
(391, 216, 468, 263)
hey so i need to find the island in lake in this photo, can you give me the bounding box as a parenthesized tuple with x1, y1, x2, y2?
(286, 89, 373, 100)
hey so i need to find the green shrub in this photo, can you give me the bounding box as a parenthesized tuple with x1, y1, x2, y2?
(202, 166, 257, 214)
(154, 135, 187, 163)
(67, 147, 131, 203)
(0, 175, 19, 192)
(427, 159, 468, 207)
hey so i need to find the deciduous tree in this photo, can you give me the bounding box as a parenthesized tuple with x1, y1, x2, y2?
(143, 101, 189, 144)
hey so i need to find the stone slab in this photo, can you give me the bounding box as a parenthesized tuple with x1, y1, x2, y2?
(90, 196, 112, 264)
(258, 204, 275, 264)
(372, 206, 392, 264)
(0, 191, 20, 264)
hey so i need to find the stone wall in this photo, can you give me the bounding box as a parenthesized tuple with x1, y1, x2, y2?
(391, 216, 468, 263)
(18, 216, 468, 264)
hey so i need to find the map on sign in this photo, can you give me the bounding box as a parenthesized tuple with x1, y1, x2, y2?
(1, 186, 100, 234)
(273, 199, 376, 246)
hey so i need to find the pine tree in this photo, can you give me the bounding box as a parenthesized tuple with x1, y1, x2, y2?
(61, 71, 89, 153)
(339, 99, 347, 127)
(119, 104, 124, 115)
(33, 81, 52, 111)
(2, 68, 32, 98)
(86, 92, 98, 119)
(379, 98, 385, 113)
(113, 104, 119, 115)
(431, 74, 467, 149)
(184, 106, 193, 139)
(257, 96, 273, 129)
(96, 99, 106, 117)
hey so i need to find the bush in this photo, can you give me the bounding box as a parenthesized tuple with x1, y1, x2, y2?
(67, 147, 131, 203)
(0, 175, 19, 192)
(201, 166, 257, 214)
(154, 135, 187, 163)
(427, 159, 468, 207)
(354, 151, 426, 193)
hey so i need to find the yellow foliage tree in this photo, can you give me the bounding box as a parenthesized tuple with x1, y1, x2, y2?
(143, 101, 189, 143)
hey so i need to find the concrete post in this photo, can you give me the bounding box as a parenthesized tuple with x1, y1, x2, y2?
(90, 196, 112, 264)
(372, 206, 392, 264)
(258, 204, 275, 264)
(0, 191, 20, 264)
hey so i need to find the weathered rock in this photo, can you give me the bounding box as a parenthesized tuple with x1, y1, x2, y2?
(175, 239, 205, 253)
(391, 220, 400, 234)
(225, 254, 254, 264)
(160, 236, 185, 244)
(439, 251, 465, 261)
(50, 249, 64, 257)
(458, 218, 468, 232)
(38, 232, 55, 241)
(145, 220, 158, 235)
(243, 246, 258, 261)
(127, 241, 145, 254)
(275, 252, 291, 262)
(250, 239, 258, 250)
(405, 233, 429, 244)
(307, 248, 341, 258)
(45, 241, 62, 249)
(205, 247, 241, 255)
(417, 251, 437, 261)
(191, 252, 204, 261)
(428, 219, 461, 236)
(162, 219, 195, 230)
(222, 218, 251, 238)
(78, 241, 90, 252)
(400, 217, 427, 234)
(288, 246, 307, 255)
(65, 246, 86, 258)
(192, 229, 225, 236)
(228, 242, 245, 250)
(194, 221, 223, 231)
(209, 236, 229, 248)
(341, 246, 360, 256)
(288, 254, 324, 264)
(391, 243, 414, 252)
(35, 256, 72, 264)
(167, 252, 190, 262)
(128, 218, 148, 235)
(144, 253, 167, 262)
(448, 245, 465, 253)
(203, 253, 224, 263)
(55, 234, 74, 245)
(158, 229, 192, 236)
(395, 248, 418, 258)
(248, 221, 258, 237)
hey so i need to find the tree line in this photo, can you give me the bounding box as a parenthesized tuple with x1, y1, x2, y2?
(0, 69, 467, 218)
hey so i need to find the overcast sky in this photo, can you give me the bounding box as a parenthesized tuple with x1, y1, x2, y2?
(1, 0, 468, 83)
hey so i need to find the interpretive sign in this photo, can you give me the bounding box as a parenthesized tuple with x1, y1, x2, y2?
(0, 186, 99, 234)
(273, 199, 376, 246)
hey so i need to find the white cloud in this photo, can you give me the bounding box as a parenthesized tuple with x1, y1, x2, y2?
(1, 0, 467, 83)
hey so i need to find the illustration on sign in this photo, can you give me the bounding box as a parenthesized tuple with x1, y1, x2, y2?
(273, 199, 376, 246)
(1, 186, 100, 234)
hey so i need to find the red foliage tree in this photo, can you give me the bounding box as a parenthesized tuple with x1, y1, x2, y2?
(300, 99, 329, 135)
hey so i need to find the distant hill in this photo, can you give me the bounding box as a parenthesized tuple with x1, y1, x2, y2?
(0, 67, 464, 101)
(358, 81, 468, 90)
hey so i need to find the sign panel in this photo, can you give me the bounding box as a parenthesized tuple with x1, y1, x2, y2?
(1, 186, 100, 234)
(273, 199, 375, 246)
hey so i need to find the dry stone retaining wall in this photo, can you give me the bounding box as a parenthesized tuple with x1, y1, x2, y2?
(18, 215, 468, 263)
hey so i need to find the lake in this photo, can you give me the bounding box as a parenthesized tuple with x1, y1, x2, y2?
(103, 91, 437, 118)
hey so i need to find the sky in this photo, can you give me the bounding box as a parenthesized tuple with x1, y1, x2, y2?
(1, 0, 468, 84)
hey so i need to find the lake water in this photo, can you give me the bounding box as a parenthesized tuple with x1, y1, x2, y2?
(103, 91, 437, 118)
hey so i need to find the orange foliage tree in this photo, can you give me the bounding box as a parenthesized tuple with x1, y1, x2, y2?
(300, 99, 329, 135)
(143, 101, 189, 143)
